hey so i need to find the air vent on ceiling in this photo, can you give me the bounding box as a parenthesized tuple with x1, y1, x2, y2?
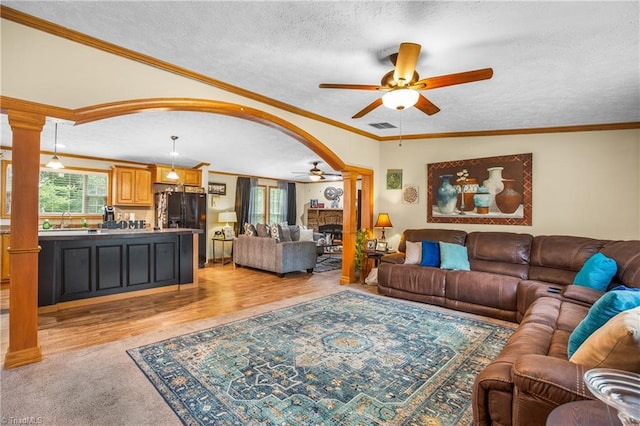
(368, 122, 397, 129)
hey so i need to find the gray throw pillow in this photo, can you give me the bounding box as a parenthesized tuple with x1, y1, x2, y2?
(244, 223, 257, 236)
(289, 225, 300, 241)
(278, 224, 292, 242)
(256, 223, 270, 238)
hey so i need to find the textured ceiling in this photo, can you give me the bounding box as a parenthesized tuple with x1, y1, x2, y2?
(2, 1, 639, 181)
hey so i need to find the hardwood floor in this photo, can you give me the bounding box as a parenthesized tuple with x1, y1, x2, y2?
(0, 263, 377, 359)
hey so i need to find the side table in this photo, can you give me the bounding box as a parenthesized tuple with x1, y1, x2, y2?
(362, 250, 395, 279)
(212, 238, 234, 265)
(546, 400, 622, 426)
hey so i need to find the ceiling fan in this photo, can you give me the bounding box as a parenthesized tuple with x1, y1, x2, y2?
(319, 42, 493, 118)
(292, 161, 341, 181)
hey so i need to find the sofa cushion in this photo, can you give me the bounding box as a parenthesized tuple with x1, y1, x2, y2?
(528, 235, 608, 285)
(405, 241, 422, 264)
(439, 242, 470, 271)
(573, 252, 617, 291)
(243, 223, 257, 236)
(270, 223, 281, 241)
(466, 232, 533, 279)
(568, 289, 640, 357)
(569, 306, 640, 372)
(600, 240, 640, 287)
(299, 227, 314, 242)
(289, 225, 300, 242)
(256, 223, 270, 238)
(420, 240, 440, 267)
(398, 229, 467, 253)
(278, 224, 292, 242)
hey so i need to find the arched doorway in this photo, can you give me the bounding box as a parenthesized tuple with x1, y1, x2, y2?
(4, 97, 373, 368)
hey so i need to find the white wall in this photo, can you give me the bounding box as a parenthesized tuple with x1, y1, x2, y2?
(378, 129, 640, 249)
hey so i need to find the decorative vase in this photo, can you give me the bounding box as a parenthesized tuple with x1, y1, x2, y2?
(483, 167, 504, 213)
(456, 178, 478, 212)
(473, 186, 492, 214)
(495, 179, 522, 214)
(436, 175, 458, 214)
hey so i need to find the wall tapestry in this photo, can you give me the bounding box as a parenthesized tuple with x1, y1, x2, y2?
(426, 153, 532, 225)
(386, 169, 403, 190)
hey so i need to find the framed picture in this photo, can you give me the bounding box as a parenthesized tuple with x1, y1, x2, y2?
(376, 241, 388, 252)
(208, 182, 226, 196)
(310, 199, 319, 208)
(366, 239, 377, 251)
(223, 226, 235, 239)
(427, 153, 532, 225)
(386, 169, 403, 190)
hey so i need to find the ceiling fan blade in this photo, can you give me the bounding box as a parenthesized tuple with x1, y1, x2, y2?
(352, 98, 383, 119)
(393, 43, 421, 86)
(319, 83, 382, 90)
(413, 68, 494, 90)
(414, 94, 441, 116)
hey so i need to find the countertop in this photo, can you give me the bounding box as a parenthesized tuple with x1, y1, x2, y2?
(37, 227, 202, 240)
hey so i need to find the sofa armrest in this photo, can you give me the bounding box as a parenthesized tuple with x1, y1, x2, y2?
(275, 241, 317, 274)
(380, 252, 405, 264)
(561, 285, 604, 307)
(512, 354, 591, 405)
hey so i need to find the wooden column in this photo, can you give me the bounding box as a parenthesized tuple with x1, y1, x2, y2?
(359, 171, 373, 231)
(340, 171, 358, 284)
(4, 111, 45, 369)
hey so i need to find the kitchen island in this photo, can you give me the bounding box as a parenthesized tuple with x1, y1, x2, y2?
(38, 228, 201, 307)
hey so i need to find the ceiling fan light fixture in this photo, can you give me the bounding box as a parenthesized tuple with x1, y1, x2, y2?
(309, 174, 322, 182)
(382, 88, 419, 110)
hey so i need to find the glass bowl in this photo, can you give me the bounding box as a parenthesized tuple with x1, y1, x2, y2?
(584, 368, 640, 425)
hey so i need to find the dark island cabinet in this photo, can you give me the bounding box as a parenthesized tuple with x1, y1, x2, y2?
(38, 232, 194, 306)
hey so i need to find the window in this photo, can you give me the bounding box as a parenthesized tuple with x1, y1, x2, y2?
(2, 162, 109, 217)
(248, 184, 287, 224)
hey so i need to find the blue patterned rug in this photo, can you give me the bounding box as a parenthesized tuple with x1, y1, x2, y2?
(128, 291, 514, 425)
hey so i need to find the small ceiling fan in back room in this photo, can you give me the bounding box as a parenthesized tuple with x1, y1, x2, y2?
(292, 161, 341, 181)
(319, 42, 493, 118)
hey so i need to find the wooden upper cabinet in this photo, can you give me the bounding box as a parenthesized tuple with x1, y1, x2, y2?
(112, 166, 153, 206)
(183, 169, 201, 186)
(151, 165, 201, 186)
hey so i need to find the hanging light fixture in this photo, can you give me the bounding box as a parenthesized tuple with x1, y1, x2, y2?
(382, 88, 419, 110)
(166, 135, 179, 180)
(45, 122, 65, 169)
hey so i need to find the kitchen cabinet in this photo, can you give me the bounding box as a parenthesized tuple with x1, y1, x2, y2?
(1, 233, 9, 283)
(151, 165, 202, 186)
(112, 166, 153, 206)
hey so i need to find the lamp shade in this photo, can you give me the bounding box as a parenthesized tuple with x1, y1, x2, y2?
(374, 213, 393, 228)
(218, 211, 237, 224)
(382, 89, 419, 110)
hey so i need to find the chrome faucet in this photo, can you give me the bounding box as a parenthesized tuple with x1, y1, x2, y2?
(60, 211, 71, 228)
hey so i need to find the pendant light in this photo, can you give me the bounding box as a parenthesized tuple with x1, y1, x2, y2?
(46, 122, 65, 169)
(166, 135, 179, 180)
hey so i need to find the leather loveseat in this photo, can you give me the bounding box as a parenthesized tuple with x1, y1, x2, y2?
(377, 229, 640, 426)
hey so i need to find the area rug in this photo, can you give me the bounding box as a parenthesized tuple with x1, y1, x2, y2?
(128, 290, 515, 425)
(313, 255, 341, 272)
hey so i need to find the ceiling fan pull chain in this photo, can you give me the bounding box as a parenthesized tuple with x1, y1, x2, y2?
(399, 110, 403, 147)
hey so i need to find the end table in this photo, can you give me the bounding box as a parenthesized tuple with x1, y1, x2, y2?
(212, 238, 234, 265)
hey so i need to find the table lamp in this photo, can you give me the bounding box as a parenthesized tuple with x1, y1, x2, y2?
(374, 213, 393, 241)
(218, 211, 237, 237)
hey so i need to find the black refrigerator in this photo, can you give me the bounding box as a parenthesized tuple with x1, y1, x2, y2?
(155, 184, 207, 268)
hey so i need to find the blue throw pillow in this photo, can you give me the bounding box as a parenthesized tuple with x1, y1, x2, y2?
(573, 253, 618, 291)
(420, 240, 440, 267)
(439, 241, 470, 271)
(568, 290, 640, 357)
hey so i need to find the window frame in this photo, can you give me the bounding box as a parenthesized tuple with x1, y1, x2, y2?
(1, 160, 111, 219)
(249, 184, 287, 225)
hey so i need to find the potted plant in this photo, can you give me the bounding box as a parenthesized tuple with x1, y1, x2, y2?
(354, 227, 369, 276)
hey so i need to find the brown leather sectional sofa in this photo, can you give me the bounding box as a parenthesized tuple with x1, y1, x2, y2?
(377, 229, 640, 426)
